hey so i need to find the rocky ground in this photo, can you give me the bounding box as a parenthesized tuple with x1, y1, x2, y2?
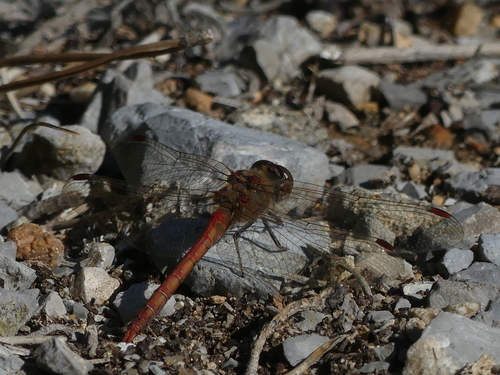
(1, 0, 500, 374)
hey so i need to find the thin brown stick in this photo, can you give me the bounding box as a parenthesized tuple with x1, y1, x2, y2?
(1, 122, 80, 167)
(0, 33, 212, 93)
(284, 334, 348, 375)
(245, 287, 334, 375)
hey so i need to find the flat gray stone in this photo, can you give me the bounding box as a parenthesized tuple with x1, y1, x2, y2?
(0, 171, 40, 211)
(113, 283, 177, 324)
(428, 279, 500, 310)
(463, 112, 498, 142)
(400, 181, 428, 200)
(283, 334, 331, 366)
(323, 101, 359, 132)
(72, 267, 120, 304)
(228, 104, 328, 146)
(392, 147, 456, 172)
(80, 67, 169, 134)
(380, 81, 427, 109)
(316, 65, 380, 108)
(0, 345, 24, 373)
(0, 201, 18, 229)
(445, 168, 500, 202)
(34, 337, 93, 375)
(39, 291, 67, 317)
(196, 70, 243, 98)
(404, 312, 500, 375)
(16, 125, 106, 181)
(0, 287, 39, 336)
(360, 361, 390, 373)
(103, 103, 329, 187)
(296, 311, 329, 331)
(478, 233, 500, 266)
(242, 16, 321, 82)
(335, 164, 399, 188)
(0, 241, 37, 291)
(437, 248, 474, 276)
(453, 262, 500, 285)
(368, 310, 395, 324)
(453, 202, 500, 237)
(306, 10, 337, 37)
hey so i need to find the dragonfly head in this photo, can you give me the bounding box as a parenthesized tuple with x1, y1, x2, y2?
(250, 160, 294, 200)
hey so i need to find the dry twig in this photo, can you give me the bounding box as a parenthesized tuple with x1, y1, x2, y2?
(245, 287, 335, 375)
(0, 34, 212, 94)
(339, 42, 500, 64)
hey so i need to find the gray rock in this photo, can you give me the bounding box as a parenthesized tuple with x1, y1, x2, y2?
(428, 279, 500, 310)
(242, 16, 321, 82)
(296, 311, 328, 331)
(484, 296, 500, 325)
(394, 298, 412, 311)
(0, 241, 37, 291)
(413, 58, 500, 91)
(0, 201, 18, 229)
(433, 160, 479, 179)
(123, 60, 155, 88)
(453, 202, 500, 237)
(340, 295, 365, 320)
(0, 287, 39, 336)
(34, 337, 93, 375)
(39, 291, 67, 317)
(367, 310, 395, 324)
(400, 181, 428, 200)
(81, 242, 115, 269)
(0, 240, 17, 260)
(72, 267, 120, 304)
(453, 262, 500, 284)
(403, 282, 433, 300)
(335, 165, 399, 188)
(463, 112, 498, 142)
(306, 10, 337, 37)
(63, 301, 89, 321)
(16, 125, 106, 181)
(282, 334, 331, 366)
(80, 68, 170, 134)
(481, 110, 500, 134)
(0, 345, 24, 373)
(228, 104, 328, 146)
(392, 147, 456, 172)
(323, 101, 359, 132)
(103, 103, 329, 187)
(113, 283, 177, 324)
(360, 361, 390, 373)
(478, 233, 500, 266)
(447, 103, 464, 123)
(445, 168, 500, 202)
(379, 81, 427, 109)
(196, 69, 243, 98)
(316, 65, 380, 108)
(372, 342, 396, 362)
(404, 312, 500, 375)
(470, 83, 500, 108)
(0, 171, 41, 211)
(437, 248, 474, 276)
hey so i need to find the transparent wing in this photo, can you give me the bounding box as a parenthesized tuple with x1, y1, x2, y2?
(117, 136, 232, 194)
(62, 137, 464, 285)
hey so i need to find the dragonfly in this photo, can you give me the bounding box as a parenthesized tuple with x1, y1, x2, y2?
(62, 136, 464, 343)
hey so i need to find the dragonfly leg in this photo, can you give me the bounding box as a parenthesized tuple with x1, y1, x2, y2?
(262, 218, 286, 250)
(232, 220, 256, 277)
